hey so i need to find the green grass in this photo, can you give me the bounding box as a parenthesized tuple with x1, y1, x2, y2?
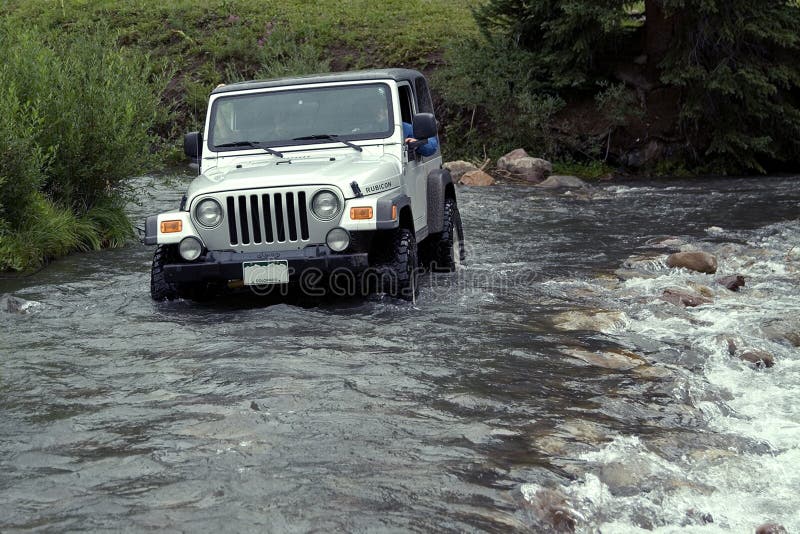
(0, 194, 132, 272)
(2, 0, 480, 133)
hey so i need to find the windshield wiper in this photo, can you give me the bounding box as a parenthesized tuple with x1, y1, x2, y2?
(215, 141, 284, 158)
(292, 134, 363, 152)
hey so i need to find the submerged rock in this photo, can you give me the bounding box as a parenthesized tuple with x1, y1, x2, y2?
(3, 295, 41, 315)
(761, 319, 800, 347)
(552, 310, 627, 332)
(756, 524, 787, 534)
(535, 175, 587, 189)
(520, 485, 578, 533)
(738, 349, 775, 369)
(661, 288, 713, 308)
(561, 347, 645, 370)
(716, 274, 746, 291)
(684, 508, 714, 526)
(443, 160, 478, 183)
(459, 170, 495, 186)
(666, 251, 718, 274)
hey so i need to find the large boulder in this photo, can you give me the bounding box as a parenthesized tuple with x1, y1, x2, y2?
(506, 157, 552, 182)
(535, 175, 588, 189)
(496, 148, 552, 182)
(459, 170, 495, 186)
(496, 148, 529, 170)
(666, 251, 718, 274)
(443, 160, 478, 183)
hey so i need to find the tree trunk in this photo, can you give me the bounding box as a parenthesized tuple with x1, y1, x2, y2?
(645, 0, 675, 84)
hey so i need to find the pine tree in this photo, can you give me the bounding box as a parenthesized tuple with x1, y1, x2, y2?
(473, 0, 800, 173)
(657, 0, 800, 172)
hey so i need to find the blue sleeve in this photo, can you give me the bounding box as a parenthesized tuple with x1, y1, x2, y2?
(403, 122, 439, 157)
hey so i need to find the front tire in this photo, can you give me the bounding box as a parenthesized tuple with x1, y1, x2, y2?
(374, 227, 420, 301)
(150, 245, 179, 301)
(426, 197, 465, 272)
(150, 245, 213, 302)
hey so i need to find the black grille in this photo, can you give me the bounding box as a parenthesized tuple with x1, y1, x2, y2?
(225, 191, 310, 246)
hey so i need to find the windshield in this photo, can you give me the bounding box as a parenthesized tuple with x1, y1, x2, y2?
(208, 83, 394, 151)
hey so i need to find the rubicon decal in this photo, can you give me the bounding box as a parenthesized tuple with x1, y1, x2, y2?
(365, 181, 393, 194)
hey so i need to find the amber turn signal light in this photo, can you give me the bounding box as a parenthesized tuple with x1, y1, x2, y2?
(391, 205, 397, 220)
(160, 220, 183, 233)
(350, 207, 374, 220)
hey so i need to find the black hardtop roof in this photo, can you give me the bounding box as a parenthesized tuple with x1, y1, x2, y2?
(211, 68, 425, 95)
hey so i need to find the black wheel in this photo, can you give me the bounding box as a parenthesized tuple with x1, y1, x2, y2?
(374, 227, 420, 301)
(150, 245, 179, 301)
(426, 197, 465, 272)
(150, 245, 212, 302)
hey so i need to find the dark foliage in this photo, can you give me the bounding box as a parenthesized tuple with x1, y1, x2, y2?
(470, 0, 800, 173)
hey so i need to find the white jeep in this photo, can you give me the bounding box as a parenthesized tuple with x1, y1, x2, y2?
(144, 69, 464, 301)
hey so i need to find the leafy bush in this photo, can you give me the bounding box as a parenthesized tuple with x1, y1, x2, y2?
(0, 21, 162, 270)
(2, 25, 163, 209)
(0, 85, 51, 228)
(433, 36, 565, 159)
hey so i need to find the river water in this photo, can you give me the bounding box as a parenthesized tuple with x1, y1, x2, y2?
(1, 175, 799, 532)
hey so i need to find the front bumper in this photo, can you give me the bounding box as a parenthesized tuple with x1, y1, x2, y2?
(163, 247, 369, 284)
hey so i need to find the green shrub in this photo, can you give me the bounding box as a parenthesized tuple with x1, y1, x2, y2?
(0, 85, 51, 228)
(2, 23, 163, 210)
(0, 21, 161, 270)
(433, 36, 565, 159)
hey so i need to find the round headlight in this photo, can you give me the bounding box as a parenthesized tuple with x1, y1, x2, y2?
(311, 190, 341, 220)
(195, 198, 223, 228)
(179, 237, 203, 261)
(326, 227, 350, 252)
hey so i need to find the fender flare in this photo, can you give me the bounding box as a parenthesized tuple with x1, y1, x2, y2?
(376, 192, 411, 230)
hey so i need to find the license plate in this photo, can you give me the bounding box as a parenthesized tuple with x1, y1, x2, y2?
(243, 261, 289, 285)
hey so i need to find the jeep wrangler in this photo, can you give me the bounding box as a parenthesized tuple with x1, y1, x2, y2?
(144, 69, 464, 301)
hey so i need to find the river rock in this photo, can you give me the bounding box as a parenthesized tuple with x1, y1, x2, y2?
(561, 347, 644, 370)
(496, 148, 529, 170)
(716, 275, 745, 291)
(738, 349, 775, 369)
(684, 508, 714, 526)
(443, 160, 478, 183)
(520, 485, 577, 533)
(535, 175, 587, 189)
(506, 157, 552, 182)
(756, 524, 787, 534)
(3, 295, 40, 315)
(761, 319, 800, 347)
(661, 288, 712, 307)
(552, 310, 628, 333)
(459, 170, 495, 186)
(687, 282, 715, 298)
(666, 251, 718, 274)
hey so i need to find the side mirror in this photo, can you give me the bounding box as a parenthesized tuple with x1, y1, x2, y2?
(412, 113, 437, 140)
(184, 131, 202, 159)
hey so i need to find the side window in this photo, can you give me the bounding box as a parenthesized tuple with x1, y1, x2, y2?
(398, 84, 414, 124)
(414, 77, 434, 114)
